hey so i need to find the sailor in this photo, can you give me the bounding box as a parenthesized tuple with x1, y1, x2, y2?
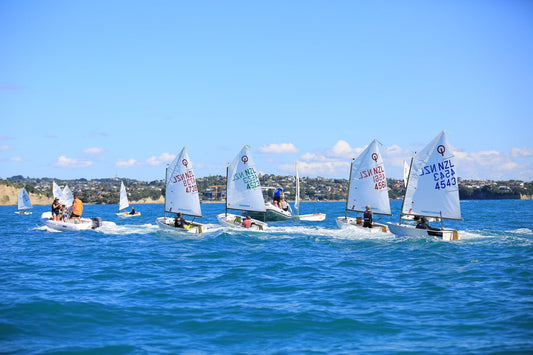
(416, 217, 440, 231)
(174, 213, 189, 228)
(70, 194, 83, 221)
(273, 184, 283, 205)
(363, 205, 373, 228)
(51, 198, 61, 221)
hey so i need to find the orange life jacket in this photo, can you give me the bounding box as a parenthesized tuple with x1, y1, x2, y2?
(72, 198, 83, 216)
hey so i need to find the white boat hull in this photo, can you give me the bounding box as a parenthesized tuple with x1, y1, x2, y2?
(217, 213, 267, 231)
(387, 222, 459, 241)
(336, 217, 388, 233)
(40, 212, 98, 232)
(116, 211, 142, 218)
(156, 217, 206, 234)
(296, 213, 326, 222)
(248, 203, 292, 221)
(15, 210, 32, 215)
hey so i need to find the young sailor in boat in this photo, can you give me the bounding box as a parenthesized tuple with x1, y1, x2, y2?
(242, 215, 255, 228)
(415, 217, 441, 231)
(280, 198, 289, 211)
(363, 205, 373, 228)
(174, 213, 189, 229)
(70, 194, 83, 221)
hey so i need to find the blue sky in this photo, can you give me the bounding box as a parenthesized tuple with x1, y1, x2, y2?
(1, 0, 532, 181)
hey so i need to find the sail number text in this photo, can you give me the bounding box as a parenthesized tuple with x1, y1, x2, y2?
(172, 171, 198, 193)
(358, 165, 387, 190)
(233, 167, 260, 190)
(420, 159, 457, 190)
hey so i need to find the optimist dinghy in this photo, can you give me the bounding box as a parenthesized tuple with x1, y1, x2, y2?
(335, 139, 391, 233)
(155, 147, 207, 234)
(217, 145, 268, 231)
(387, 131, 462, 241)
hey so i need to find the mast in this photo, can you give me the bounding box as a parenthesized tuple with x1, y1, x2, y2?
(224, 165, 228, 217)
(344, 158, 355, 219)
(398, 157, 414, 224)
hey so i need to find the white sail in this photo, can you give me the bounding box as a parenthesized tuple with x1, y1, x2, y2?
(17, 188, 32, 210)
(402, 131, 461, 220)
(62, 185, 74, 206)
(403, 160, 410, 187)
(295, 161, 300, 215)
(53, 182, 63, 202)
(345, 139, 391, 215)
(164, 147, 202, 217)
(118, 181, 129, 211)
(226, 145, 266, 213)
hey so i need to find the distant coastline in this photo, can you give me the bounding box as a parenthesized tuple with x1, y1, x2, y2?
(1, 182, 531, 207)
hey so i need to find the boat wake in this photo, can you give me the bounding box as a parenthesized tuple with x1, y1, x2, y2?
(94, 222, 156, 235)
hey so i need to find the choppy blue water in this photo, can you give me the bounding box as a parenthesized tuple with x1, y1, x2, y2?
(1, 200, 532, 354)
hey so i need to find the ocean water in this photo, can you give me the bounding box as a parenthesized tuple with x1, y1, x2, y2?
(1, 200, 532, 354)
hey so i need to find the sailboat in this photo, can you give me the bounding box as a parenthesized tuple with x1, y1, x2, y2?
(156, 147, 207, 233)
(335, 139, 391, 232)
(15, 187, 33, 215)
(217, 145, 268, 230)
(116, 181, 141, 217)
(293, 161, 326, 221)
(387, 131, 462, 241)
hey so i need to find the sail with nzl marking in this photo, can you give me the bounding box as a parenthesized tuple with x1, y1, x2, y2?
(164, 146, 202, 217)
(402, 130, 461, 220)
(345, 139, 391, 216)
(226, 145, 266, 213)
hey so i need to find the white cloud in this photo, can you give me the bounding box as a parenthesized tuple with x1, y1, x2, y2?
(145, 152, 175, 166)
(511, 147, 533, 158)
(54, 156, 92, 168)
(116, 153, 176, 168)
(116, 159, 138, 167)
(258, 143, 299, 154)
(84, 147, 104, 154)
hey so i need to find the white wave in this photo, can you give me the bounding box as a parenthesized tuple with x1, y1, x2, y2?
(95, 223, 158, 235)
(33, 225, 62, 233)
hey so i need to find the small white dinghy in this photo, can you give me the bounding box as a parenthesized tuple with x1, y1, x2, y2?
(15, 187, 33, 215)
(293, 161, 326, 222)
(155, 147, 208, 234)
(335, 139, 391, 233)
(217, 145, 268, 231)
(116, 181, 141, 217)
(387, 131, 462, 241)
